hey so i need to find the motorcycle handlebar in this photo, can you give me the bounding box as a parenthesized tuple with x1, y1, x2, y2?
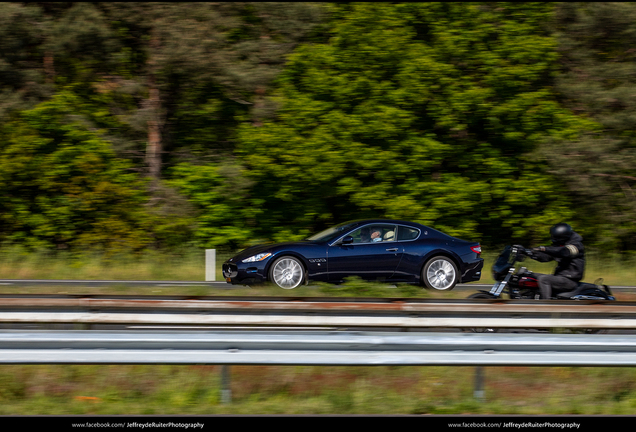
(512, 245, 536, 260)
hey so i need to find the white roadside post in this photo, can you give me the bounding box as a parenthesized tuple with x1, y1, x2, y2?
(221, 365, 232, 404)
(207, 248, 229, 403)
(474, 366, 485, 401)
(205, 249, 216, 282)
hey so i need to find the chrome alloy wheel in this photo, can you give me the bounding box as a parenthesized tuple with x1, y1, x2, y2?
(270, 257, 304, 289)
(424, 258, 457, 290)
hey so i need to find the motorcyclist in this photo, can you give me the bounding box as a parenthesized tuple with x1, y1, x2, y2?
(523, 223, 585, 299)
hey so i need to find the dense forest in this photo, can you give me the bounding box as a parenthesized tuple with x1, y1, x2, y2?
(0, 2, 635, 255)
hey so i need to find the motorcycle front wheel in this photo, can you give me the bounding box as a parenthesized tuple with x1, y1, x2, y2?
(468, 292, 497, 300)
(465, 292, 499, 333)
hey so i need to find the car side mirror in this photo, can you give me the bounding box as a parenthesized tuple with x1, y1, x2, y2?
(341, 235, 353, 245)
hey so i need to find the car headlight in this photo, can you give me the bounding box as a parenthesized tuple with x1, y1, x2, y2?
(242, 252, 272, 263)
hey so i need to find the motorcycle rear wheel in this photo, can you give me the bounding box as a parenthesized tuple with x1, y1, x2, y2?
(552, 328, 606, 335)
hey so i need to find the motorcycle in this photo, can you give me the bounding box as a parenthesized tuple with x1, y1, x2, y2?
(466, 245, 615, 332)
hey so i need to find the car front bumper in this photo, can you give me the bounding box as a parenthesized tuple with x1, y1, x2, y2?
(222, 261, 268, 285)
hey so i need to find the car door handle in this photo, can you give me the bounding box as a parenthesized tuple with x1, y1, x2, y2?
(385, 248, 399, 252)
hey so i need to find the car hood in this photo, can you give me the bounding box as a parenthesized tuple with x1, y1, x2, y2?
(228, 241, 314, 262)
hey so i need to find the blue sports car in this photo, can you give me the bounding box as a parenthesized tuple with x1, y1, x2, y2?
(222, 219, 483, 290)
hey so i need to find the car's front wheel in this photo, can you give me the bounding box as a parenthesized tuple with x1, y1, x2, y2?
(422, 256, 458, 291)
(269, 256, 305, 289)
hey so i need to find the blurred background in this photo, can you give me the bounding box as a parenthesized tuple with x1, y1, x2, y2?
(1, 2, 635, 273)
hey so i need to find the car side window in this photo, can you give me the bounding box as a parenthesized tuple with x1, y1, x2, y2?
(348, 224, 397, 244)
(397, 226, 420, 241)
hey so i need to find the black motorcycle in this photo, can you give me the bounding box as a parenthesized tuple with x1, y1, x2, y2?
(465, 245, 615, 333)
(469, 245, 615, 301)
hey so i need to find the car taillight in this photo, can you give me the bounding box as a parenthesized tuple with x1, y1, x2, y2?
(470, 245, 481, 254)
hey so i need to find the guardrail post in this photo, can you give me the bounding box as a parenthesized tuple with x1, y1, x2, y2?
(220, 365, 231, 404)
(474, 366, 485, 401)
(206, 249, 216, 282)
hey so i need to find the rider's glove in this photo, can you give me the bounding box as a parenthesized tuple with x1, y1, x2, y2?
(524, 248, 537, 259)
(513, 245, 526, 254)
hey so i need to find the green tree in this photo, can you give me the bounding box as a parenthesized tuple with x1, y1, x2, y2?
(98, 2, 327, 249)
(0, 2, 329, 252)
(167, 162, 257, 250)
(0, 91, 153, 252)
(238, 2, 583, 246)
(547, 2, 636, 251)
(91, 2, 326, 177)
(0, 3, 51, 120)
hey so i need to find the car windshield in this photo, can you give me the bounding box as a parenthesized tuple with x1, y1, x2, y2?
(305, 222, 360, 242)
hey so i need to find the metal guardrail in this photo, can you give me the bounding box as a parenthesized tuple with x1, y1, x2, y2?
(1, 330, 636, 366)
(7, 328, 636, 403)
(1, 295, 636, 329)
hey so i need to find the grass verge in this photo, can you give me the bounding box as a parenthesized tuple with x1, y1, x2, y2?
(1, 364, 636, 414)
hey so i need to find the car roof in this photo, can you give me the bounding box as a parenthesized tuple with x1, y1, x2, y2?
(342, 219, 457, 239)
(343, 219, 425, 228)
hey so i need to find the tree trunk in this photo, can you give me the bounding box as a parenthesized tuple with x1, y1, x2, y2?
(146, 78, 162, 182)
(146, 33, 162, 184)
(44, 51, 55, 84)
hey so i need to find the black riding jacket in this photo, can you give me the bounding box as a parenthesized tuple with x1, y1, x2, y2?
(532, 232, 585, 282)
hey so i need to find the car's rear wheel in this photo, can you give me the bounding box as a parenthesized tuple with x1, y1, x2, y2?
(422, 256, 458, 291)
(269, 256, 305, 289)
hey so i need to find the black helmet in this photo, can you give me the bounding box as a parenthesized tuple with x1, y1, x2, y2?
(550, 223, 573, 245)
